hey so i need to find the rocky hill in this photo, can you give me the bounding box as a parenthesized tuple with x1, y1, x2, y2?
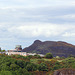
(53, 68, 75, 75)
(22, 40, 75, 57)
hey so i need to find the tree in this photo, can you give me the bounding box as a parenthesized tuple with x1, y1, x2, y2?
(1, 64, 10, 71)
(16, 60, 24, 68)
(0, 71, 12, 75)
(10, 64, 20, 71)
(68, 54, 75, 58)
(34, 54, 41, 58)
(26, 63, 37, 71)
(45, 53, 53, 59)
(15, 68, 31, 75)
(1, 50, 5, 52)
(0, 48, 1, 52)
(53, 65, 61, 70)
(38, 63, 48, 71)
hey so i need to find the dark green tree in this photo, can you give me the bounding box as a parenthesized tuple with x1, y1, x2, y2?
(45, 53, 53, 59)
(26, 63, 37, 71)
(16, 60, 24, 68)
(10, 64, 20, 71)
(15, 68, 31, 75)
(0, 71, 12, 75)
(34, 54, 41, 58)
(38, 63, 48, 71)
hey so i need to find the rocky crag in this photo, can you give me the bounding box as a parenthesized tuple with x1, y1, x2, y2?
(23, 40, 75, 57)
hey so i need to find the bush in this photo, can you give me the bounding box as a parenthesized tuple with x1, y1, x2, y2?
(45, 53, 53, 59)
(38, 63, 48, 71)
(16, 60, 24, 68)
(34, 54, 41, 58)
(15, 55, 23, 59)
(27, 55, 33, 59)
(55, 61, 60, 65)
(15, 68, 31, 75)
(0, 71, 12, 75)
(26, 63, 37, 71)
(0, 64, 10, 71)
(53, 65, 61, 70)
(10, 64, 20, 71)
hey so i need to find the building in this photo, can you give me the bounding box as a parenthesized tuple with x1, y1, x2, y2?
(15, 45, 22, 52)
(6, 45, 44, 57)
(7, 49, 27, 56)
(38, 54, 44, 57)
(7, 52, 27, 56)
(27, 53, 36, 56)
(6, 45, 26, 56)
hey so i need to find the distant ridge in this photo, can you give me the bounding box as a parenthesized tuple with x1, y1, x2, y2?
(22, 40, 75, 57)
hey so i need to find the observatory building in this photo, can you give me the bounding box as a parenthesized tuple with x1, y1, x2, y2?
(7, 45, 27, 56)
(15, 45, 22, 52)
(6, 45, 44, 57)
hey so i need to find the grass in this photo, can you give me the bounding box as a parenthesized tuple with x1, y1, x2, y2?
(43, 58, 51, 61)
(30, 58, 53, 64)
(30, 59, 40, 64)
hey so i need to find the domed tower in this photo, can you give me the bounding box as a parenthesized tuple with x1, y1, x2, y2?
(15, 45, 22, 52)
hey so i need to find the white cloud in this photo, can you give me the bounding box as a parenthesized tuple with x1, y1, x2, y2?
(5, 23, 74, 38)
(0, 0, 75, 9)
(62, 32, 75, 37)
(57, 14, 75, 20)
(0, 0, 75, 49)
(0, 22, 75, 49)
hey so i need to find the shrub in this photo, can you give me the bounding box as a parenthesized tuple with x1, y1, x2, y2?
(15, 68, 31, 75)
(34, 54, 41, 58)
(26, 63, 37, 71)
(15, 55, 23, 59)
(0, 71, 12, 75)
(27, 55, 33, 59)
(38, 63, 48, 71)
(10, 64, 20, 71)
(55, 61, 60, 65)
(16, 60, 24, 68)
(45, 53, 53, 59)
(53, 65, 61, 70)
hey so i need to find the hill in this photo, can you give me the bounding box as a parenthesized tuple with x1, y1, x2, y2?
(22, 40, 75, 57)
(53, 68, 75, 75)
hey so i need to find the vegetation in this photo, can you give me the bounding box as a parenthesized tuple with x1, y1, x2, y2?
(0, 53, 74, 75)
(45, 53, 53, 59)
(0, 50, 5, 52)
(38, 63, 48, 71)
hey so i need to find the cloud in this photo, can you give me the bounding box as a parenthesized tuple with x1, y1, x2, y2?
(0, 0, 75, 49)
(0, 21, 75, 49)
(0, 0, 75, 9)
(4, 23, 74, 38)
(0, 22, 75, 39)
(0, 6, 75, 24)
(57, 14, 75, 20)
(62, 31, 75, 37)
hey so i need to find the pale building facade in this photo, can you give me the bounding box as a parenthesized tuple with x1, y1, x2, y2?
(7, 52, 27, 56)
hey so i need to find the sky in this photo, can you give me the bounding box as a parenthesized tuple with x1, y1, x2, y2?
(0, 0, 75, 50)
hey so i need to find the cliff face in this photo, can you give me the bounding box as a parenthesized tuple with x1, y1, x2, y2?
(53, 68, 75, 75)
(22, 40, 75, 57)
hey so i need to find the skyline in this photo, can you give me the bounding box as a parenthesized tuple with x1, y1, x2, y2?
(0, 0, 75, 50)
